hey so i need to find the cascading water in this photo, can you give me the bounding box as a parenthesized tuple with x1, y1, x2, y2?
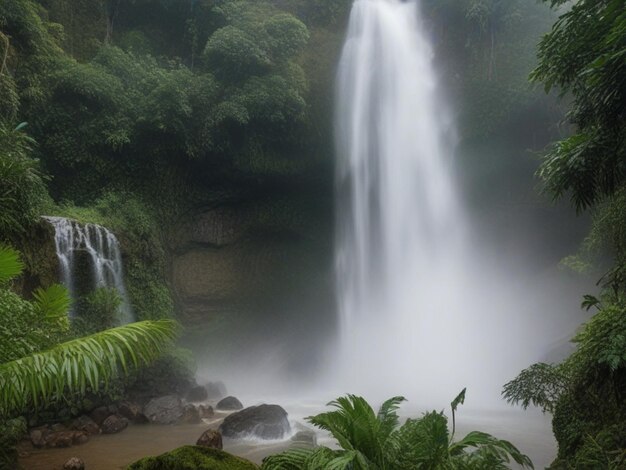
(334, 0, 554, 405)
(45, 217, 134, 324)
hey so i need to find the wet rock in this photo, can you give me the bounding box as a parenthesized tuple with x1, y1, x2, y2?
(71, 415, 100, 435)
(101, 415, 129, 434)
(196, 429, 223, 450)
(45, 431, 89, 448)
(216, 396, 243, 411)
(118, 402, 149, 424)
(291, 430, 317, 447)
(204, 381, 227, 400)
(186, 385, 208, 403)
(180, 404, 201, 424)
(219, 404, 290, 440)
(89, 406, 112, 426)
(198, 405, 214, 419)
(29, 428, 49, 448)
(144, 395, 183, 424)
(63, 457, 85, 470)
(50, 423, 67, 432)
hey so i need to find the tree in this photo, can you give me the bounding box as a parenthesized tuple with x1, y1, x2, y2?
(532, 0, 626, 211)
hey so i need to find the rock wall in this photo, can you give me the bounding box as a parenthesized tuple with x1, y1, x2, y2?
(170, 196, 332, 324)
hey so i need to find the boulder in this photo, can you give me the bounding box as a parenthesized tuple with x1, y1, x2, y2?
(219, 404, 290, 440)
(128, 445, 259, 470)
(101, 415, 129, 434)
(118, 401, 149, 424)
(63, 457, 85, 470)
(291, 430, 317, 447)
(144, 395, 184, 424)
(29, 428, 49, 448)
(196, 429, 223, 450)
(180, 404, 201, 424)
(89, 406, 112, 426)
(71, 415, 100, 435)
(198, 405, 214, 419)
(186, 385, 208, 403)
(45, 431, 89, 448)
(216, 396, 243, 411)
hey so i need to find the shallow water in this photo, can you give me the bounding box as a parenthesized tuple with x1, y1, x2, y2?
(19, 402, 555, 469)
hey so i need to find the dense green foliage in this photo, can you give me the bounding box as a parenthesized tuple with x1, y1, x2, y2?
(0, 245, 68, 362)
(504, 1, 626, 468)
(129, 445, 260, 470)
(262, 392, 532, 470)
(532, 0, 626, 212)
(0, 123, 50, 239)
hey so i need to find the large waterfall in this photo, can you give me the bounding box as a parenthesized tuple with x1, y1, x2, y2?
(45, 217, 134, 324)
(334, 0, 500, 404)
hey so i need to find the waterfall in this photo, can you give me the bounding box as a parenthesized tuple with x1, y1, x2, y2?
(44, 216, 134, 324)
(335, 0, 476, 402)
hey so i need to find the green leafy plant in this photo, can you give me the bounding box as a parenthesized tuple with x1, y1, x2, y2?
(0, 319, 179, 416)
(262, 391, 533, 470)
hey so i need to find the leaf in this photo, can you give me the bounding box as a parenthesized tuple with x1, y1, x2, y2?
(0, 245, 24, 283)
(451, 387, 466, 413)
(0, 320, 179, 416)
(32, 284, 71, 321)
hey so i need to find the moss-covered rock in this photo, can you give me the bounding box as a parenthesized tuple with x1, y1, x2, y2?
(127, 445, 259, 470)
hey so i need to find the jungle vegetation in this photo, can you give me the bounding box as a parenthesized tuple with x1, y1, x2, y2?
(1, 0, 625, 468)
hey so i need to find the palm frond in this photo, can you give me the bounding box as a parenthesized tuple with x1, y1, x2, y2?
(0, 245, 24, 283)
(450, 431, 534, 469)
(0, 319, 179, 416)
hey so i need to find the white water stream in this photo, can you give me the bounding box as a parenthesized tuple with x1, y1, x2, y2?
(332, 0, 584, 406)
(45, 216, 134, 323)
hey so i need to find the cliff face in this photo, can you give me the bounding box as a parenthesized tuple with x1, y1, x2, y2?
(14, 219, 59, 297)
(170, 195, 333, 325)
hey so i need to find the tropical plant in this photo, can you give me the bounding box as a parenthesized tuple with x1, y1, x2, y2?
(532, 0, 626, 211)
(262, 390, 533, 470)
(0, 318, 179, 417)
(0, 122, 50, 238)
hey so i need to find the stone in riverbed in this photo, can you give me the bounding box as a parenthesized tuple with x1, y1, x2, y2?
(219, 404, 290, 440)
(89, 406, 112, 426)
(198, 404, 214, 419)
(216, 396, 243, 411)
(46, 430, 89, 448)
(101, 415, 129, 434)
(118, 401, 149, 424)
(144, 395, 184, 424)
(180, 404, 201, 424)
(71, 415, 100, 435)
(63, 457, 85, 470)
(196, 429, 223, 449)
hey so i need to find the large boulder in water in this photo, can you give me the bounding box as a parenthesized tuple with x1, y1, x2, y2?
(216, 396, 243, 411)
(144, 395, 184, 424)
(127, 445, 259, 470)
(219, 404, 290, 440)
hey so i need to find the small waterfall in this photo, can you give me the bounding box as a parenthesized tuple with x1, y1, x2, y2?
(44, 216, 134, 324)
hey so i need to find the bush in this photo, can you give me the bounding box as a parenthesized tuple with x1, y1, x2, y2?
(72, 288, 122, 335)
(129, 445, 259, 470)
